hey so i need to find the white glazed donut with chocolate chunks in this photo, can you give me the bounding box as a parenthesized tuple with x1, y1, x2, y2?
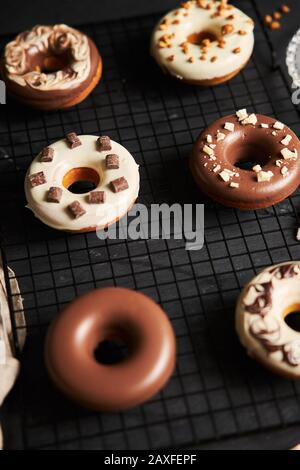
(236, 262, 300, 380)
(24, 134, 140, 233)
(150, 0, 255, 86)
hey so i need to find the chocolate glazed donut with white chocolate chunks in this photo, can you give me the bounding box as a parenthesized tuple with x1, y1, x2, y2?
(24, 133, 140, 232)
(236, 262, 300, 380)
(150, 0, 254, 86)
(190, 109, 300, 209)
(1, 25, 102, 110)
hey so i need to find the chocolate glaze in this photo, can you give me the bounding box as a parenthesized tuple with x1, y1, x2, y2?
(245, 282, 273, 315)
(1, 37, 102, 110)
(269, 263, 300, 279)
(45, 287, 176, 411)
(191, 114, 300, 209)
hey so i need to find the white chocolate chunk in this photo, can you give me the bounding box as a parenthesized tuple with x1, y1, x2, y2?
(206, 134, 213, 143)
(257, 170, 273, 182)
(224, 122, 235, 132)
(216, 132, 226, 141)
(275, 159, 282, 167)
(230, 182, 239, 188)
(252, 164, 262, 173)
(223, 168, 235, 176)
(281, 135, 292, 146)
(213, 164, 221, 173)
(203, 144, 215, 156)
(236, 109, 248, 121)
(260, 123, 269, 128)
(272, 131, 277, 136)
(281, 166, 288, 176)
(209, 144, 216, 149)
(273, 121, 284, 130)
(297, 228, 300, 241)
(241, 113, 257, 126)
(281, 148, 298, 160)
(219, 170, 231, 182)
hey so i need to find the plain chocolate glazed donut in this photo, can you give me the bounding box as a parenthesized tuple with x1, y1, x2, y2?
(45, 287, 176, 411)
(190, 111, 300, 209)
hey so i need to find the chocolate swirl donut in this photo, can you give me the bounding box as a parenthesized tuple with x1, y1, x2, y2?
(1, 25, 102, 110)
(236, 262, 300, 379)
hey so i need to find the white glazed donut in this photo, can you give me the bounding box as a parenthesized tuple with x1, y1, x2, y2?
(24, 134, 140, 232)
(150, 0, 255, 86)
(236, 262, 300, 380)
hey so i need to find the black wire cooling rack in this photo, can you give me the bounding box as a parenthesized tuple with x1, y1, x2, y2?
(1, 0, 300, 450)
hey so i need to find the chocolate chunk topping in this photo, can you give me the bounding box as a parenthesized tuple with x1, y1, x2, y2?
(47, 186, 62, 203)
(111, 177, 129, 193)
(29, 171, 46, 188)
(40, 146, 54, 162)
(88, 191, 105, 204)
(66, 132, 82, 149)
(68, 201, 86, 219)
(97, 135, 112, 151)
(106, 154, 120, 169)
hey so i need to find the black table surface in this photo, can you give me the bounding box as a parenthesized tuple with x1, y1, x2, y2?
(1, 0, 300, 451)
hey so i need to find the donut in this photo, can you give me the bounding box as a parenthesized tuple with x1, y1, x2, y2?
(150, 0, 254, 86)
(1, 24, 102, 110)
(190, 109, 300, 209)
(236, 262, 300, 380)
(45, 287, 176, 411)
(24, 134, 140, 232)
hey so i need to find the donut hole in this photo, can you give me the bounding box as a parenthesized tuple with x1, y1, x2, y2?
(94, 338, 130, 365)
(63, 167, 100, 194)
(31, 51, 71, 74)
(230, 143, 272, 171)
(284, 304, 300, 332)
(187, 30, 218, 46)
(93, 326, 140, 365)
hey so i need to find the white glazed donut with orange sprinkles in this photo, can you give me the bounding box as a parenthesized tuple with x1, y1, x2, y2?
(150, 0, 255, 86)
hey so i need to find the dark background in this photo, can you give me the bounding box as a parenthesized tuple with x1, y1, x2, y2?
(1, 0, 300, 451)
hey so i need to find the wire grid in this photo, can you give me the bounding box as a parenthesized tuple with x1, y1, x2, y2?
(1, 0, 300, 450)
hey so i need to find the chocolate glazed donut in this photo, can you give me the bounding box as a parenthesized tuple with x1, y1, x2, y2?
(45, 288, 176, 411)
(190, 111, 300, 209)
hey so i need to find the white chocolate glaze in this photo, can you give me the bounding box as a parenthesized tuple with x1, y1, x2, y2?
(4, 25, 90, 90)
(150, 0, 254, 82)
(236, 262, 300, 379)
(25, 135, 140, 232)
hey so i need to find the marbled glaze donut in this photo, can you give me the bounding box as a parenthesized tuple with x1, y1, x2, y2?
(150, 0, 254, 86)
(190, 109, 300, 209)
(24, 134, 139, 232)
(1, 25, 102, 110)
(45, 287, 176, 411)
(236, 262, 300, 380)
